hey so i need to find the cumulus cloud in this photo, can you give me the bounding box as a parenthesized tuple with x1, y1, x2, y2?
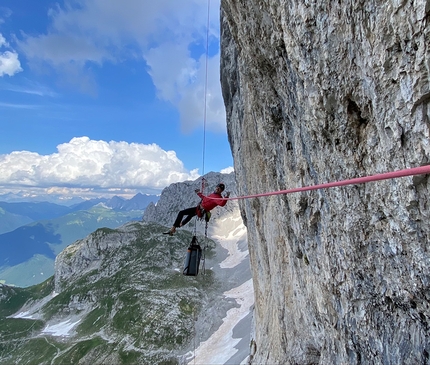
(0, 137, 200, 193)
(16, 0, 225, 131)
(220, 166, 234, 174)
(0, 33, 22, 77)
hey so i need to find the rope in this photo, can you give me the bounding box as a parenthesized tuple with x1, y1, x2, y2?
(192, 216, 197, 236)
(201, 177, 206, 194)
(193, 305, 197, 365)
(205, 165, 430, 201)
(187, 3, 210, 363)
(201, 0, 211, 178)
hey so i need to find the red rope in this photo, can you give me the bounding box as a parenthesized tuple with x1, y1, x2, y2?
(208, 165, 430, 201)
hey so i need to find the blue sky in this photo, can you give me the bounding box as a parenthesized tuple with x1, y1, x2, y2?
(0, 0, 233, 202)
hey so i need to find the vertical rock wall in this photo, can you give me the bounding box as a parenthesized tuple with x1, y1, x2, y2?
(220, 0, 430, 364)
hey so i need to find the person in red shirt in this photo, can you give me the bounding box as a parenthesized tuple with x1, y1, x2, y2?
(164, 183, 230, 235)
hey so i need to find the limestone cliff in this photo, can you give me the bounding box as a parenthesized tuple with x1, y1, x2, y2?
(221, 1, 430, 364)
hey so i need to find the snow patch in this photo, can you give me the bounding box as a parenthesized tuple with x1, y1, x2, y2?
(41, 319, 81, 337)
(186, 279, 254, 365)
(10, 291, 59, 320)
(13, 311, 34, 319)
(212, 228, 248, 269)
(209, 209, 249, 269)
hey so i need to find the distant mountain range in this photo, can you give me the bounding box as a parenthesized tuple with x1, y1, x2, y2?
(0, 193, 159, 235)
(0, 193, 159, 287)
(0, 202, 70, 234)
(0, 191, 161, 206)
(69, 193, 159, 212)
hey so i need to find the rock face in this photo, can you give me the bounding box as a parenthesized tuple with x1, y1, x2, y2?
(221, 1, 430, 364)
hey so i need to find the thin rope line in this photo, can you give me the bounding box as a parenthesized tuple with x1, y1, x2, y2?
(201, 0, 210, 177)
(193, 305, 196, 365)
(205, 165, 430, 201)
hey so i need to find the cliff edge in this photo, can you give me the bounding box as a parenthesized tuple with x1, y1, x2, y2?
(221, 1, 430, 364)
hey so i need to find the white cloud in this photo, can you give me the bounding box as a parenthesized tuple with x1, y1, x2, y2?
(220, 166, 234, 174)
(20, 33, 109, 66)
(0, 137, 200, 193)
(177, 53, 226, 132)
(0, 102, 39, 109)
(145, 44, 226, 132)
(145, 42, 193, 103)
(0, 33, 22, 77)
(1, 80, 58, 97)
(16, 0, 225, 132)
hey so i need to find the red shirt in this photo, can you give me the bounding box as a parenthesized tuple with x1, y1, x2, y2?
(197, 192, 227, 211)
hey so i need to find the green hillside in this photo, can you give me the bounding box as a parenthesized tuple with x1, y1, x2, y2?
(0, 222, 217, 365)
(0, 206, 144, 287)
(0, 207, 32, 235)
(0, 201, 71, 234)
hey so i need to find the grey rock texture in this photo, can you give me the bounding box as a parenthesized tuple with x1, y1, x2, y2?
(221, 1, 430, 364)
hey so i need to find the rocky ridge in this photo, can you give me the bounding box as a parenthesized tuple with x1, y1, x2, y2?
(221, 1, 430, 364)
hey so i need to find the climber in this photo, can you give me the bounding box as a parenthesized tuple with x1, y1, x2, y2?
(163, 183, 230, 235)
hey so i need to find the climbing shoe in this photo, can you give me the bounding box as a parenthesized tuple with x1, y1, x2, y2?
(163, 227, 176, 236)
